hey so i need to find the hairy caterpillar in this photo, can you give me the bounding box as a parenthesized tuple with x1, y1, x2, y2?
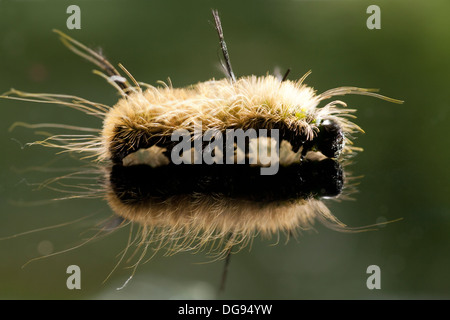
(2, 10, 402, 286)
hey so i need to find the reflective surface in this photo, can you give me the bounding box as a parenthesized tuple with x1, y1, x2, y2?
(0, 0, 449, 299)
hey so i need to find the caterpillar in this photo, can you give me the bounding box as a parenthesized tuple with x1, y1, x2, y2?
(2, 10, 402, 286)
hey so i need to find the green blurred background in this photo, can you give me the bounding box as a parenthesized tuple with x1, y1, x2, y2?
(0, 0, 449, 299)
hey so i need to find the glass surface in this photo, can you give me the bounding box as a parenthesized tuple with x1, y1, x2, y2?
(0, 0, 449, 299)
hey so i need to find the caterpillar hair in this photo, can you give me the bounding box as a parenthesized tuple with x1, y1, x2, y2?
(1, 10, 402, 288)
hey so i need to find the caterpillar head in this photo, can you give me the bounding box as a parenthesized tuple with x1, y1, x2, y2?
(312, 119, 345, 159)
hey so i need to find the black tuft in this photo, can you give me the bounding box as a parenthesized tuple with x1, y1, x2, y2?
(315, 119, 345, 158)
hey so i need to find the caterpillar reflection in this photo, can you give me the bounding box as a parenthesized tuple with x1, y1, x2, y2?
(2, 10, 401, 285)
